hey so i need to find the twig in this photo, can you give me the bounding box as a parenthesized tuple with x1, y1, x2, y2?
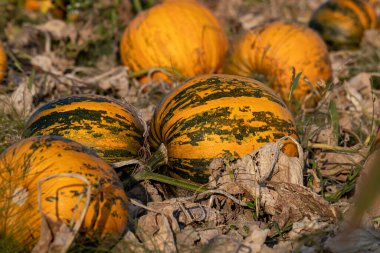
(308, 142, 362, 153)
(129, 198, 163, 214)
(188, 190, 248, 207)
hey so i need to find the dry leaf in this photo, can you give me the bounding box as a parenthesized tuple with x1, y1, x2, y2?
(239, 13, 266, 30)
(31, 214, 75, 253)
(0, 80, 36, 117)
(260, 182, 338, 227)
(325, 225, 380, 253)
(354, 148, 380, 219)
(287, 216, 333, 240)
(362, 29, 380, 49)
(209, 137, 337, 228)
(346, 73, 379, 119)
(35, 20, 76, 40)
(111, 231, 146, 253)
(137, 213, 177, 253)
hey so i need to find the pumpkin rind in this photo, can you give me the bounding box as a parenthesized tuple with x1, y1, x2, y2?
(23, 95, 144, 164)
(225, 21, 332, 103)
(0, 135, 128, 249)
(120, 0, 228, 82)
(149, 74, 299, 183)
(309, 0, 378, 49)
(0, 42, 6, 82)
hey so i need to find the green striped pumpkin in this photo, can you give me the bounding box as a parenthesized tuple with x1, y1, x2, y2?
(149, 74, 299, 184)
(309, 0, 378, 50)
(24, 95, 144, 164)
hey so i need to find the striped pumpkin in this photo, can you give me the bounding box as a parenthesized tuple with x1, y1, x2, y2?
(149, 74, 299, 184)
(0, 42, 6, 82)
(225, 21, 332, 103)
(0, 135, 128, 249)
(120, 0, 228, 83)
(309, 0, 378, 50)
(23, 95, 144, 164)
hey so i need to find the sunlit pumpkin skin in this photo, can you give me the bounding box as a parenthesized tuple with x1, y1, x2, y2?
(309, 0, 378, 50)
(0, 42, 6, 82)
(149, 74, 299, 184)
(120, 0, 228, 83)
(225, 21, 332, 103)
(0, 136, 128, 249)
(23, 95, 144, 164)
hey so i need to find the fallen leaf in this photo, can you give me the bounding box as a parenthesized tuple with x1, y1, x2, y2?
(31, 214, 75, 253)
(325, 225, 380, 253)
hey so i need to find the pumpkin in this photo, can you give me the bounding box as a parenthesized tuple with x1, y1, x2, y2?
(0, 135, 128, 249)
(24, 0, 65, 19)
(309, 0, 378, 50)
(149, 74, 299, 184)
(0, 42, 6, 82)
(23, 95, 144, 164)
(225, 21, 332, 103)
(120, 0, 228, 83)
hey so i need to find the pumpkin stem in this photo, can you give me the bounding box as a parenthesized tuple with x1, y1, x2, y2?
(127, 143, 208, 193)
(133, 171, 207, 193)
(145, 143, 168, 169)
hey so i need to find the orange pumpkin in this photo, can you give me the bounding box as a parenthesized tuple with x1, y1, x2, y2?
(309, 0, 378, 50)
(0, 42, 6, 82)
(0, 136, 128, 249)
(120, 0, 228, 83)
(225, 21, 332, 103)
(24, 0, 65, 18)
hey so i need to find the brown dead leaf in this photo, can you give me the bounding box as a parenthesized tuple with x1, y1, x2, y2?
(261, 182, 338, 228)
(354, 148, 380, 219)
(5, 23, 39, 48)
(0, 79, 35, 117)
(201, 226, 292, 253)
(31, 214, 75, 253)
(239, 13, 266, 30)
(362, 29, 380, 50)
(35, 20, 76, 40)
(345, 73, 379, 120)
(316, 147, 366, 181)
(136, 213, 177, 253)
(111, 230, 146, 253)
(325, 225, 380, 253)
(287, 216, 333, 240)
(210, 136, 304, 193)
(208, 137, 336, 228)
(243, 224, 271, 253)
